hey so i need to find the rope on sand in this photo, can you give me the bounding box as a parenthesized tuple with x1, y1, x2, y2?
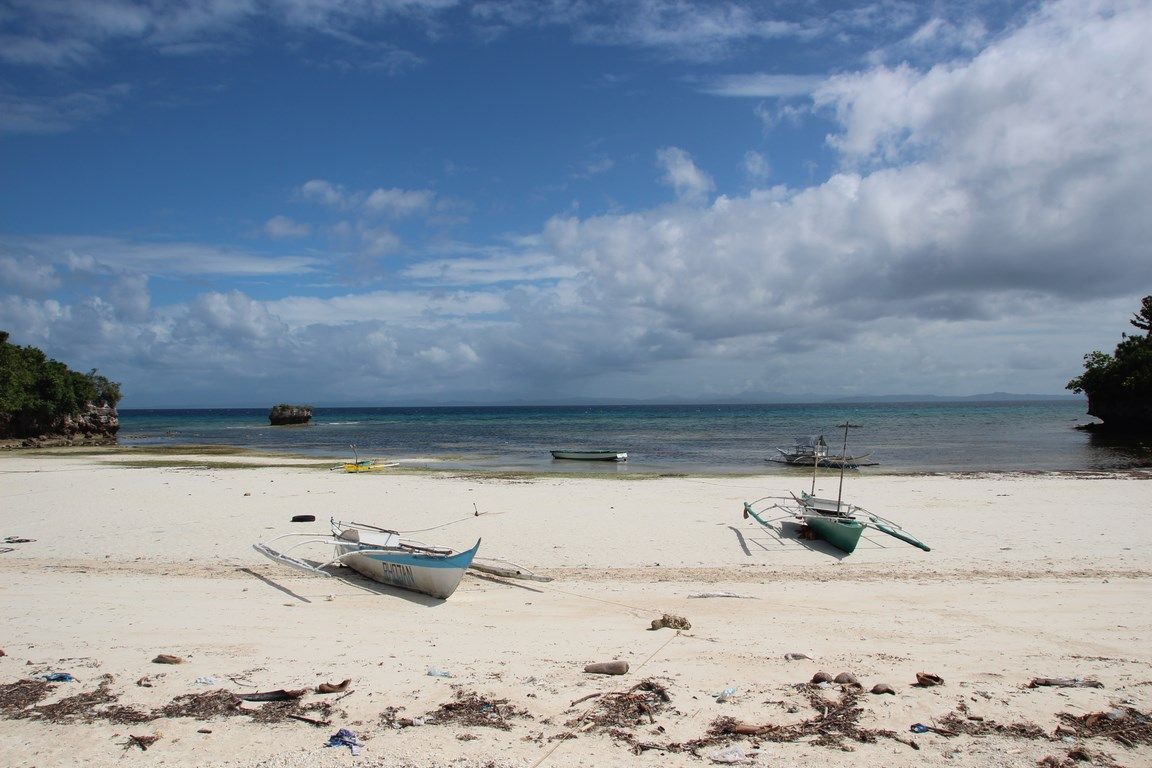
(528, 629, 684, 768)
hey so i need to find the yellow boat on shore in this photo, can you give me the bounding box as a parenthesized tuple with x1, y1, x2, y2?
(343, 460, 391, 473)
(339, 444, 395, 472)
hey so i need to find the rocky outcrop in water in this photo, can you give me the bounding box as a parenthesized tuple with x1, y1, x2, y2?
(1081, 394, 1152, 434)
(2, 403, 119, 447)
(269, 404, 313, 425)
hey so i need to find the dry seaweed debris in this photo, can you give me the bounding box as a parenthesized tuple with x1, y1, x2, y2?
(157, 689, 335, 725)
(707, 687, 902, 752)
(1056, 706, 1152, 748)
(0, 679, 54, 717)
(156, 690, 244, 720)
(2, 676, 151, 724)
(31, 675, 152, 725)
(566, 679, 672, 735)
(247, 699, 334, 725)
(935, 710, 1048, 740)
(1038, 747, 1123, 768)
(425, 688, 534, 731)
(378, 705, 405, 728)
(0, 676, 342, 727)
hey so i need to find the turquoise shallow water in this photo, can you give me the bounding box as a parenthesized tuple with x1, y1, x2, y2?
(115, 401, 1150, 474)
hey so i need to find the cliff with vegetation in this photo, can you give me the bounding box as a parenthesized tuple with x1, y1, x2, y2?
(1067, 296, 1152, 434)
(0, 331, 122, 446)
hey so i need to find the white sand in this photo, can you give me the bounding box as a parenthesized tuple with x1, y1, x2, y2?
(1, 451, 1150, 767)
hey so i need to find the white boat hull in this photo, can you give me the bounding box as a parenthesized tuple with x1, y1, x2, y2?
(335, 541, 479, 599)
(253, 519, 480, 600)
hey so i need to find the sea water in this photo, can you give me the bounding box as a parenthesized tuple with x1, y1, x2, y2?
(115, 401, 1149, 474)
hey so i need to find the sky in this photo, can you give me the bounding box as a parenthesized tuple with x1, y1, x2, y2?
(1, 0, 1150, 407)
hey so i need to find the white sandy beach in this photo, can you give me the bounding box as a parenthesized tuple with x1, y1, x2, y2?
(1, 451, 1150, 768)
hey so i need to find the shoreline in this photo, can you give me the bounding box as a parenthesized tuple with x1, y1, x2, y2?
(5, 444, 1151, 479)
(1, 453, 1150, 767)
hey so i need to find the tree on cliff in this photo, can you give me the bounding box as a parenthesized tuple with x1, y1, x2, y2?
(1131, 296, 1152, 333)
(1, 331, 122, 436)
(1066, 296, 1152, 430)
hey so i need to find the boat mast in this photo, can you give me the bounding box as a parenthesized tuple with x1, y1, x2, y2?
(835, 422, 860, 512)
(810, 445, 820, 495)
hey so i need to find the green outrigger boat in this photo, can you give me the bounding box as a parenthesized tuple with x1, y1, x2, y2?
(742, 423, 930, 555)
(742, 491, 929, 554)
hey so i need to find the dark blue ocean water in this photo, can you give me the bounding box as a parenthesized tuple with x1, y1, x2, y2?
(115, 401, 1150, 474)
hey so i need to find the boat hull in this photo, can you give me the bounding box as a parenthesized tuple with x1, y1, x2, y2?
(335, 540, 480, 599)
(804, 515, 865, 553)
(550, 450, 627, 461)
(344, 462, 384, 472)
(770, 453, 874, 469)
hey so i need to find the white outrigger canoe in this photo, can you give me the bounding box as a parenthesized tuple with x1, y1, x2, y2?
(254, 518, 552, 599)
(254, 519, 479, 599)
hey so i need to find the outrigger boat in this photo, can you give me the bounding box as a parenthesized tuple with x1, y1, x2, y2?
(338, 444, 394, 473)
(743, 423, 928, 555)
(342, 460, 394, 473)
(254, 518, 550, 600)
(254, 519, 479, 599)
(769, 434, 877, 469)
(550, 449, 628, 461)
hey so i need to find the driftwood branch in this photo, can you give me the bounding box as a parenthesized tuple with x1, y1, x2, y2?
(1028, 677, 1104, 689)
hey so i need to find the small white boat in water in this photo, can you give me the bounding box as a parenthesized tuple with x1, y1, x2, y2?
(550, 449, 628, 461)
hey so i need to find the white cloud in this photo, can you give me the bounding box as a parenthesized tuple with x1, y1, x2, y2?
(575, 155, 614, 179)
(487, 0, 811, 61)
(0, 84, 131, 135)
(815, 1, 1152, 170)
(743, 150, 770, 182)
(703, 73, 825, 98)
(265, 215, 311, 239)
(1, 235, 322, 277)
(358, 224, 404, 256)
(185, 290, 289, 342)
(106, 274, 151, 321)
(415, 341, 480, 370)
(656, 147, 714, 205)
(0, 33, 96, 67)
(300, 179, 346, 207)
(364, 187, 436, 218)
(0, 254, 61, 295)
(402, 250, 579, 285)
(0, 0, 451, 68)
(268, 288, 505, 328)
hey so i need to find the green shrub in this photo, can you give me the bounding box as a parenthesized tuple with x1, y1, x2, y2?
(1067, 296, 1152, 399)
(0, 331, 123, 424)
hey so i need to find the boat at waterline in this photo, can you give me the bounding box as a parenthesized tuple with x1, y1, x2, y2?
(253, 519, 480, 599)
(550, 450, 628, 461)
(341, 460, 395, 473)
(338, 444, 395, 473)
(742, 424, 927, 555)
(769, 434, 877, 468)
